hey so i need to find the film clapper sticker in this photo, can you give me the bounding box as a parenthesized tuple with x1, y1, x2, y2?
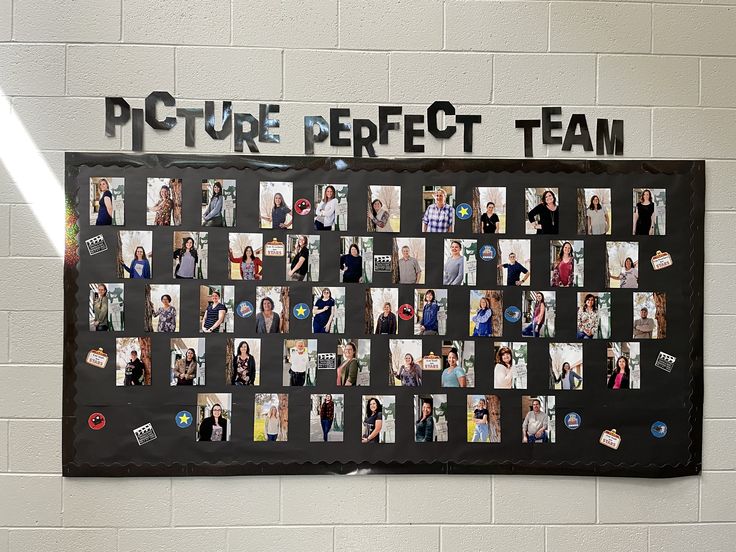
(655, 351, 676, 373)
(651, 250, 673, 271)
(133, 423, 157, 446)
(373, 254, 392, 273)
(85, 234, 108, 256)
(599, 428, 622, 450)
(85, 348, 109, 369)
(264, 238, 285, 257)
(318, 352, 336, 370)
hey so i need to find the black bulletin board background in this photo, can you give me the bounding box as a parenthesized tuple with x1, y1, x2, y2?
(63, 154, 704, 477)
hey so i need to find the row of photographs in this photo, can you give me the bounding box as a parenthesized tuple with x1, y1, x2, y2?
(111, 231, 648, 289)
(91, 178, 668, 236)
(181, 393, 555, 444)
(91, 284, 667, 340)
(111, 337, 640, 391)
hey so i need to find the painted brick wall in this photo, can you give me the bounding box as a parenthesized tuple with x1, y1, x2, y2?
(0, 1, 734, 550)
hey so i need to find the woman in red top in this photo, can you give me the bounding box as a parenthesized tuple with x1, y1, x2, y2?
(551, 241, 575, 287)
(228, 245, 262, 280)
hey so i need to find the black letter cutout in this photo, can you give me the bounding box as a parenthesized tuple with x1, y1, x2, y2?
(329, 108, 351, 147)
(427, 101, 456, 140)
(105, 97, 130, 137)
(204, 101, 233, 140)
(562, 114, 593, 152)
(234, 113, 259, 153)
(176, 108, 204, 147)
(542, 107, 562, 145)
(378, 106, 402, 145)
(259, 104, 280, 143)
(353, 119, 378, 158)
(145, 91, 177, 131)
(404, 114, 425, 153)
(596, 119, 624, 156)
(456, 114, 481, 153)
(131, 108, 144, 152)
(515, 119, 541, 157)
(304, 116, 329, 155)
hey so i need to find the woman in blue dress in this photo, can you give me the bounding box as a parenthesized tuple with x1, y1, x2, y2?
(95, 178, 113, 225)
(313, 288, 335, 333)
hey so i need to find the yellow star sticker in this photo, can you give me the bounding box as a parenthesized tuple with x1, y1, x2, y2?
(295, 305, 306, 317)
(459, 206, 469, 217)
(178, 413, 190, 425)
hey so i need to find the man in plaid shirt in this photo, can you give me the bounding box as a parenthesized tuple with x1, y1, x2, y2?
(422, 188, 454, 233)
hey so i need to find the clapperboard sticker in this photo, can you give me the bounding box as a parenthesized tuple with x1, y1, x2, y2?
(85, 234, 108, 255)
(599, 429, 622, 450)
(264, 239, 285, 257)
(655, 351, 676, 373)
(133, 423, 157, 446)
(373, 254, 392, 273)
(318, 352, 336, 370)
(651, 250, 673, 271)
(85, 348, 109, 369)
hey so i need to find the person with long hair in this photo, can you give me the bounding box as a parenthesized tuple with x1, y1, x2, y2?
(232, 340, 255, 385)
(393, 353, 422, 386)
(229, 245, 262, 280)
(552, 361, 582, 390)
(608, 356, 631, 389)
(369, 198, 391, 232)
(362, 397, 383, 444)
(121, 245, 151, 279)
(95, 178, 113, 225)
(340, 243, 362, 283)
(255, 296, 280, 334)
(586, 195, 608, 235)
(576, 294, 600, 339)
(152, 294, 176, 332)
(337, 342, 359, 386)
(480, 201, 499, 234)
(472, 398, 490, 442)
(609, 257, 638, 288)
(375, 302, 397, 335)
(522, 292, 546, 337)
(472, 296, 493, 337)
(494, 347, 514, 389)
(315, 185, 338, 230)
(265, 192, 292, 229)
(173, 237, 198, 279)
(202, 181, 224, 227)
(199, 403, 227, 441)
(152, 184, 174, 226)
(551, 241, 574, 287)
(92, 283, 109, 331)
(415, 400, 434, 442)
(174, 348, 197, 385)
(313, 288, 335, 334)
(288, 235, 309, 281)
(265, 406, 280, 441)
(443, 240, 465, 285)
(633, 189, 656, 235)
(419, 289, 439, 335)
(201, 290, 227, 333)
(319, 395, 335, 442)
(441, 348, 467, 387)
(527, 189, 559, 234)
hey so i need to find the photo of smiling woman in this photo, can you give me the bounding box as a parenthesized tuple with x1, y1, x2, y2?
(230, 339, 259, 386)
(313, 287, 335, 333)
(443, 240, 465, 285)
(576, 188, 611, 235)
(201, 179, 236, 227)
(526, 188, 559, 235)
(147, 178, 181, 226)
(197, 393, 231, 442)
(90, 177, 124, 225)
(494, 342, 528, 389)
(254, 393, 288, 442)
(415, 288, 448, 335)
(147, 285, 178, 332)
(606, 241, 639, 289)
(118, 231, 153, 280)
(172, 234, 201, 279)
(315, 184, 348, 231)
(287, 234, 311, 281)
(173, 347, 199, 386)
(93, 177, 113, 225)
(90, 283, 124, 331)
(228, 235, 263, 280)
(521, 292, 548, 338)
(607, 342, 641, 389)
(368, 185, 401, 232)
(472, 187, 506, 234)
(361, 396, 396, 444)
(576, 292, 611, 339)
(120, 245, 151, 279)
(633, 188, 667, 235)
(260, 181, 293, 229)
(310, 394, 345, 442)
(549, 342, 583, 391)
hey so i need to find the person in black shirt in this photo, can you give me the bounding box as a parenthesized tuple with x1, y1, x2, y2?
(340, 243, 363, 283)
(415, 400, 435, 442)
(527, 190, 559, 234)
(288, 235, 310, 281)
(124, 350, 145, 386)
(375, 302, 397, 334)
(633, 189, 656, 235)
(480, 202, 500, 233)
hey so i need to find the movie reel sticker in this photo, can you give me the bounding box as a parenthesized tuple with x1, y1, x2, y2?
(318, 353, 336, 370)
(599, 429, 622, 450)
(373, 254, 392, 272)
(85, 348, 109, 369)
(655, 351, 676, 373)
(133, 423, 157, 446)
(294, 198, 311, 215)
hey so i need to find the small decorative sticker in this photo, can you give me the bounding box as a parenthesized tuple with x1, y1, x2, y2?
(85, 348, 109, 369)
(293, 303, 310, 320)
(422, 353, 442, 371)
(294, 198, 311, 215)
(651, 421, 668, 439)
(504, 306, 522, 323)
(479, 244, 497, 261)
(236, 301, 254, 319)
(88, 412, 106, 430)
(455, 203, 472, 220)
(264, 239, 285, 256)
(85, 234, 108, 256)
(373, 254, 392, 272)
(599, 429, 622, 450)
(655, 351, 676, 373)
(133, 423, 157, 446)
(564, 412, 581, 430)
(398, 304, 415, 320)
(175, 411, 193, 428)
(318, 352, 336, 370)
(651, 250, 673, 271)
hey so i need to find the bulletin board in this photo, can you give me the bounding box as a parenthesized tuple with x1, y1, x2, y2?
(63, 154, 704, 477)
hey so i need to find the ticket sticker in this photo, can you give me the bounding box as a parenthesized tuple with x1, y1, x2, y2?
(85, 348, 109, 369)
(133, 423, 157, 446)
(85, 234, 108, 256)
(651, 250, 673, 270)
(599, 429, 621, 450)
(264, 240, 285, 256)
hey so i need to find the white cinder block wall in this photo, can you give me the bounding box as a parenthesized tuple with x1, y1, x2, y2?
(0, 1, 734, 551)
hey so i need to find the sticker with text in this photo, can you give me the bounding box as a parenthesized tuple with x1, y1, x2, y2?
(85, 348, 109, 369)
(651, 250, 673, 270)
(564, 412, 581, 430)
(264, 239, 285, 256)
(422, 353, 442, 371)
(479, 244, 497, 261)
(599, 429, 622, 450)
(236, 301, 254, 319)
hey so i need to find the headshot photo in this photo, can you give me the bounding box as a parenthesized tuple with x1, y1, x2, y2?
(337, 339, 371, 386)
(607, 342, 641, 389)
(392, 238, 425, 285)
(550, 240, 584, 287)
(117, 231, 153, 279)
(197, 393, 232, 442)
(472, 187, 506, 234)
(443, 239, 477, 285)
(441, 340, 474, 388)
(170, 338, 206, 386)
(89, 283, 124, 332)
(282, 339, 318, 386)
(145, 284, 179, 332)
(606, 241, 639, 288)
(368, 185, 401, 232)
(549, 343, 584, 390)
(259, 181, 293, 229)
(201, 179, 236, 227)
(90, 176, 124, 225)
(310, 394, 345, 442)
(366, 288, 399, 335)
(521, 396, 555, 443)
(414, 394, 448, 442)
(227, 338, 261, 386)
(467, 395, 501, 443)
(633, 188, 666, 235)
(576, 292, 611, 339)
(314, 183, 348, 231)
(340, 236, 373, 284)
(468, 290, 503, 337)
(312, 287, 345, 334)
(389, 339, 423, 386)
(414, 288, 448, 335)
(115, 337, 151, 386)
(493, 342, 528, 389)
(633, 292, 666, 339)
(147, 177, 181, 226)
(255, 286, 289, 334)
(199, 285, 234, 333)
(577, 188, 611, 235)
(173, 232, 207, 279)
(361, 395, 396, 444)
(254, 393, 288, 442)
(421, 186, 455, 233)
(228, 233, 264, 280)
(286, 234, 320, 281)
(526, 188, 559, 235)
(497, 239, 531, 286)
(521, 291, 555, 338)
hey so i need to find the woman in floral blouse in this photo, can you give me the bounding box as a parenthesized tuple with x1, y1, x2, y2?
(153, 184, 174, 226)
(152, 294, 177, 332)
(576, 294, 599, 339)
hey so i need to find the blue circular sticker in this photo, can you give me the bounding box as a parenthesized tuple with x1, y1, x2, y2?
(564, 412, 581, 430)
(175, 411, 193, 428)
(479, 244, 497, 261)
(293, 303, 311, 320)
(651, 421, 668, 438)
(236, 301, 254, 318)
(455, 203, 472, 220)
(504, 306, 521, 323)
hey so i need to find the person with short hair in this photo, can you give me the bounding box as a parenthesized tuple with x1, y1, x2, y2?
(472, 296, 493, 337)
(201, 290, 227, 333)
(288, 340, 309, 386)
(256, 296, 281, 334)
(634, 307, 655, 338)
(375, 302, 397, 335)
(422, 188, 454, 233)
(502, 253, 529, 286)
(419, 290, 439, 335)
(398, 245, 422, 284)
(174, 348, 197, 386)
(443, 240, 465, 285)
(522, 399, 549, 443)
(152, 294, 176, 332)
(124, 350, 145, 386)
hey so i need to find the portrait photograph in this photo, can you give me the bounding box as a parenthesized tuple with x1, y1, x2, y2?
(337, 339, 371, 386)
(493, 342, 528, 389)
(389, 339, 423, 386)
(443, 239, 477, 285)
(117, 230, 153, 279)
(521, 291, 555, 338)
(310, 394, 345, 442)
(312, 287, 345, 334)
(468, 289, 503, 337)
(414, 288, 448, 335)
(361, 395, 396, 444)
(197, 393, 232, 442)
(199, 285, 235, 333)
(576, 292, 611, 339)
(421, 185, 455, 233)
(365, 287, 399, 335)
(472, 186, 506, 234)
(525, 187, 559, 235)
(173, 231, 208, 279)
(607, 342, 641, 390)
(282, 339, 318, 386)
(633, 188, 666, 235)
(368, 185, 401, 232)
(115, 337, 151, 386)
(90, 176, 124, 225)
(255, 286, 289, 334)
(467, 395, 501, 443)
(228, 233, 264, 280)
(286, 234, 320, 281)
(606, 241, 639, 288)
(226, 338, 261, 386)
(392, 237, 425, 285)
(147, 177, 181, 226)
(201, 178, 236, 227)
(145, 284, 179, 332)
(549, 342, 584, 390)
(340, 236, 373, 284)
(550, 240, 584, 287)
(169, 337, 205, 386)
(414, 394, 448, 442)
(260, 181, 293, 229)
(314, 183, 348, 231)
(89, 283, 124, 332)
(577, 188, 611, 235)
(254, 393, 288, 442)
(497, 239, 531, 286)
(441, 340, 474, 388)
(633, 292, 666, 339)
(521, 395, 555, 443)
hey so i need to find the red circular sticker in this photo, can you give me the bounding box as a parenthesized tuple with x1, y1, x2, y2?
(398, 303, 415, 320)
(88, 412, 106, 430)
(294, 198, 311, 215)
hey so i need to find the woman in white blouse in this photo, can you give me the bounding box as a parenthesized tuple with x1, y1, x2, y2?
(315, 185, 338, 231)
